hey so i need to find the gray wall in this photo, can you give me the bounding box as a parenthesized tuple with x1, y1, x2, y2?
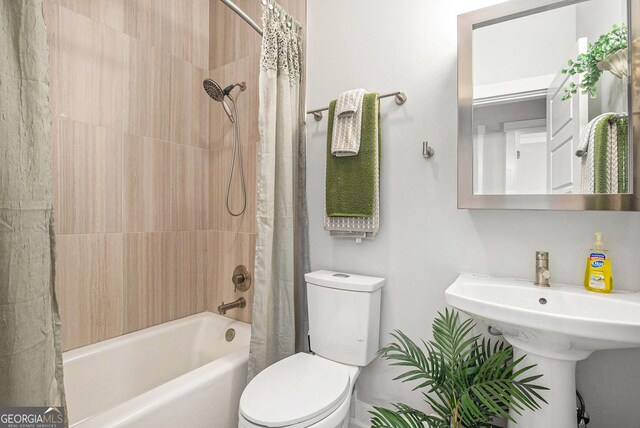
(306, 1, 640, 426)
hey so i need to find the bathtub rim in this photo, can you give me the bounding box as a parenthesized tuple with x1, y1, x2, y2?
(63, 311, 249, 364)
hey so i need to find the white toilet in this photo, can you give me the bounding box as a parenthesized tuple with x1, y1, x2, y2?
(238, 270, 385, 428)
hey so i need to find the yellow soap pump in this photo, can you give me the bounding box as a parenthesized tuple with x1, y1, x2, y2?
(584, 232, 613, 293)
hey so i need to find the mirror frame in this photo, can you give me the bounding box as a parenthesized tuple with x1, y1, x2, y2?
(458, 0, 640, 210)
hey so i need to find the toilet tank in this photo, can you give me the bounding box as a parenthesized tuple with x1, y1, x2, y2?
(305, 270, 385, 367)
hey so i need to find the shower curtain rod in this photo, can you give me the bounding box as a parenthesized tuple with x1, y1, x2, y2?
(221, 0, 263, 36)
(221, 0, 302, 37)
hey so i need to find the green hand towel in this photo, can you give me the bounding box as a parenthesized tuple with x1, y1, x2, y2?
(617, 117, 629, 194)
(325, 92, 379, 217)
(594, 114, 614, 194)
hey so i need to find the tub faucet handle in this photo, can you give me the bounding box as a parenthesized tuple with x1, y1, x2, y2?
(232, 265, 251, 292)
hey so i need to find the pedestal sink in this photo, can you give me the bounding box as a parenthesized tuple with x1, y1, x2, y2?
(445, 273, 640, 428)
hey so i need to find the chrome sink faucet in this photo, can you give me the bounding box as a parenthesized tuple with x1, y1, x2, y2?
(534, 251, 551, 287)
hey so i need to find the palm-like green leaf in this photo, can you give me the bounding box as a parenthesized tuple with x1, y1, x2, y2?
(431, 309, 479, 364)
(378, 330, 446, 392)
(372, 309, 548, 428)
(370, 404, 448, 428)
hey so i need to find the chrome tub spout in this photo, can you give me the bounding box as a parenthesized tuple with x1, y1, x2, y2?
(218, 297, 246, 315)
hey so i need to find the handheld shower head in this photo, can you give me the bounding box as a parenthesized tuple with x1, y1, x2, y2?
(202, 79, 247, 123)
(202, 79, 247, 217)
(203, 78, 236, 122)
(203, 78, 225, 101)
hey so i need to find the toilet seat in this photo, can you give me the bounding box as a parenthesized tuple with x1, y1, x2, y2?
(239, 353, 351, 427)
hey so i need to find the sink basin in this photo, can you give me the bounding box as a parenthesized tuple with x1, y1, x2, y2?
(446, 273, 640, 360)
(445, 273, 640, 428)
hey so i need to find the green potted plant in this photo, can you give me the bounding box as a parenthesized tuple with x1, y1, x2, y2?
(562, 23, 628, 100)
(370, 309, 548, 428)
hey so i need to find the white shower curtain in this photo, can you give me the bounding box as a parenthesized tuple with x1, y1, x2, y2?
(0, 0, 66, 411)
(249, 1, 307, 380)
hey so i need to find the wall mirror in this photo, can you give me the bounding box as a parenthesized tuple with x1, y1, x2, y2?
(458, 0, 640, 210)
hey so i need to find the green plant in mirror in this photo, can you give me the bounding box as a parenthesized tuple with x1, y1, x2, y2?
(370, 309, 548, 428)
(562, 23, 627, 100)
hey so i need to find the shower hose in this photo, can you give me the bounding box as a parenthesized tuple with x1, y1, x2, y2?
(225, 93, 247, 217)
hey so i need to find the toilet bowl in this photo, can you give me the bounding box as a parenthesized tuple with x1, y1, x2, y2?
(238, 270, 385, 428)
(238, 353, 360, 428)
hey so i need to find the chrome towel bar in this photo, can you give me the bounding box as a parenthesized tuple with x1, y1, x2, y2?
(306, 91, 407, 121)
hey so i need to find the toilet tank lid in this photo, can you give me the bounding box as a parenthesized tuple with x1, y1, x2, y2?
(305, 270, 385, 292)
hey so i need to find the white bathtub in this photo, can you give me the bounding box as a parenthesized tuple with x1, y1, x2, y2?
(63, 312, 251, 427)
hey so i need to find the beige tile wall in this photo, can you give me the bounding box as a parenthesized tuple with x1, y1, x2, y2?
(45, 0, 305, 351)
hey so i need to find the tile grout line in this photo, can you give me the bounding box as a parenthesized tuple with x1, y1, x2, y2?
(120, 63, 127, 335)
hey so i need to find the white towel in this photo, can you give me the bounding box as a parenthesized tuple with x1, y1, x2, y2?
(331, 89, 366, 157)
(324, 99, 379, 239)
(335, 88, 365, 118)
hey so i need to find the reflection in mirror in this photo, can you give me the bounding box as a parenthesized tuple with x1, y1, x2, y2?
(472, 0, 630, 195)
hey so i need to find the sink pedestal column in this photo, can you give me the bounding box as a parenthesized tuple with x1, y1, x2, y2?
(508, 348, 577, 428)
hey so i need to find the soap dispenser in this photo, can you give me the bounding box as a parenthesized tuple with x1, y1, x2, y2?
(584, 232, 613, 293)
